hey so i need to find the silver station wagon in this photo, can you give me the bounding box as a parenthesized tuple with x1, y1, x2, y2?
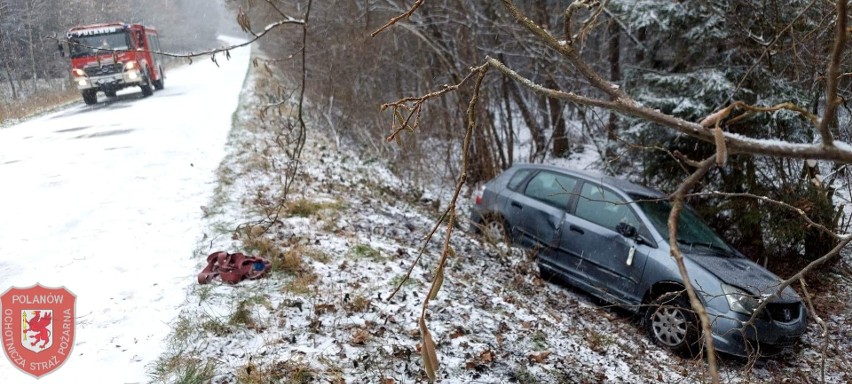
(470, 164, 807, 356)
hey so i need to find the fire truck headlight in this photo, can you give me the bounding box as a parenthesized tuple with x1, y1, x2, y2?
(124, 61, 137, 70)
(127, 71, 139, 80)
(72, 68, 86, 77)
(77, 79, 88, 86)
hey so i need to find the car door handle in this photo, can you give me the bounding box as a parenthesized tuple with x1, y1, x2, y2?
(569, 224, 584, 234)
(510, 201, 523, 209)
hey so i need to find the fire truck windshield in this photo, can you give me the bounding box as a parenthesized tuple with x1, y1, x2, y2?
(69, 32, 130, 58)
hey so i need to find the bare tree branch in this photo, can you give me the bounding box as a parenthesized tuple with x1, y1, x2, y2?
(49, 17, 305, 62)
(668, 155, 721, 384)
(799, 278, 829, 384)
(815, 0, 848, 147)
(485, 56, 852, 163)
(371, 0, 425, 37)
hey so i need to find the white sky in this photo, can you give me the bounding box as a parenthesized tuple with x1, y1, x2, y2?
(0, 37, 250, 383)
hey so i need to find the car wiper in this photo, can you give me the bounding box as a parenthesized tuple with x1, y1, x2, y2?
(676, 239, 705, 249)
(676, 239, 736, 257)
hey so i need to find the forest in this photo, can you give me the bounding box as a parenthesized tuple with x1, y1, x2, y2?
(232, 0, 852, 272)
(228, 1, 852, 381)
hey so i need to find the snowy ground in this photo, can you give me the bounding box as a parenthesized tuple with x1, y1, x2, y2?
(0, 37, 250, 383)
(149, 47, 852, 383)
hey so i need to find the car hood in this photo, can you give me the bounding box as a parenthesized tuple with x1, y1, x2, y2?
(688, 254, 800, 303)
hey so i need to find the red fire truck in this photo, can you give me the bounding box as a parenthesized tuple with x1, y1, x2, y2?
(59, 22, 165, 105)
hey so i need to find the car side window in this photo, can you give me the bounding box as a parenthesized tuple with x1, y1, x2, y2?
(507, 169, 533, 191)
(575, 183, 643, 233)
(522, 171, 577, 208)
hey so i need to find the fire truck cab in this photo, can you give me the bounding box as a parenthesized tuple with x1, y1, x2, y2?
(60, 22, 165, 105)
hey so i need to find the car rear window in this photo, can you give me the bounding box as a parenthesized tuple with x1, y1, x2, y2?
(507, 169, 533, 191)
(522, 171, 577, 208)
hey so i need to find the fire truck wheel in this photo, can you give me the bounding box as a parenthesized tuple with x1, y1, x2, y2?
(105, 90, 117, 98)
(153, 66, 164, 90)
(140, 70, 154, 97)
(82, 90, 97, 105)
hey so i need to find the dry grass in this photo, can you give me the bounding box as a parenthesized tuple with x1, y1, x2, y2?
(0, 88, 80, 125)
(349, 243, 384, 261)
(287, 198, 343, 218)
(236, 359, 316, 384)
(344, 294, 371, 313)
(149, 355, 215, 384)
(272, 246, 304, 273)
(282, 272, 319, 296)
(305, 247, 331, 263)
(238, 225, 279, 259)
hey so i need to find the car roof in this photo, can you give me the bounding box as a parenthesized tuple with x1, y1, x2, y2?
(510, 163, 666, 198)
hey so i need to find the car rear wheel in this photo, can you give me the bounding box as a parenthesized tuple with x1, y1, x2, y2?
(153, 66, 164, 90)
(646, 292, 701, 356)
(482, 217, 509, 244)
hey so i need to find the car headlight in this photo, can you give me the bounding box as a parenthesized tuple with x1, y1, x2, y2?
(721, 283, 760, 315)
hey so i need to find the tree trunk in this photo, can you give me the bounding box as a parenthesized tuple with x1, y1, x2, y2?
(548, 76, 569, 157)
(801, 160, 839, 264)
(486, 93, 508, 169)
(363, 0, 371, 31)
(508, 80, 546, 161)
(0, 32, 17, 100)
(501, 75, 514, 167)
(26, 11, 38, 92)
(604, 18, 621, 162)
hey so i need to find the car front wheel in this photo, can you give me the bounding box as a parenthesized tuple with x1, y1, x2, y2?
(646, 292, 701, 356)
(82, 90, 97, 105)
(140, 70, 154, 97)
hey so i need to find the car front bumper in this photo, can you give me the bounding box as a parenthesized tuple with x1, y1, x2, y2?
(74, 70, 142, 91)
(709, 303, 808, 356)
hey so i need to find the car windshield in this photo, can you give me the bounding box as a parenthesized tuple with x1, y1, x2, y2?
(634, 197, 734, 256)
(69, 32, 129, 58)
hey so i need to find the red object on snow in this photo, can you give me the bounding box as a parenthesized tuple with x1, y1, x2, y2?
(197, 251, 271, 284)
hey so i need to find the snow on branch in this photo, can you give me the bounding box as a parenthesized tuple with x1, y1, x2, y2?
(371, 0, 425, 37)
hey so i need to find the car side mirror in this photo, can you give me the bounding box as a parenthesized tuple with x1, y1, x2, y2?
(616, 222, 637, 238)
(136, 31, 145, 47)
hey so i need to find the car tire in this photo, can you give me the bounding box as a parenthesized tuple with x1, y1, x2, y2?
(646, 292, 701, 356)
(82, 90, 97, 105)
(140, 70, 154, 97)
(153, 66, 164, 90)
(482, 217, 509, 244)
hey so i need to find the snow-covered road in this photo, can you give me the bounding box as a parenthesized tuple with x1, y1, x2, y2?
(0, 38, 250, 383)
